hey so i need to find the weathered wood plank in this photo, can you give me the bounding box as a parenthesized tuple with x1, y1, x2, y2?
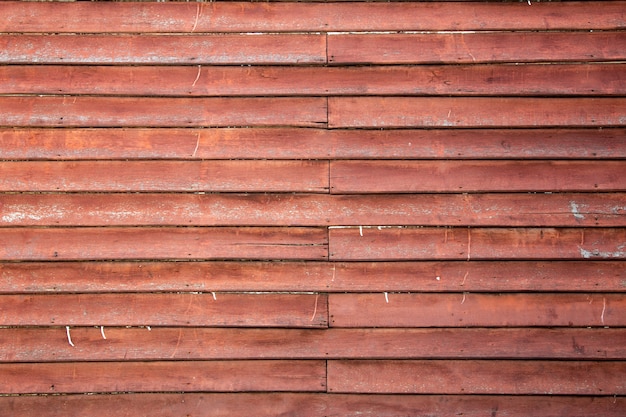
(2, 128, 624, 160)
(329, 227, 626, 261)
(3, 64, 624, 96)
(328, 360, 626, 395)
(329, 97, 626, 128)
(2, 193, 624, 227)
(0, 360, 326, 394)
(0, 161, 329, 193)
(0, 227, 328, 261)
(1, 260, 624, 294)
(0, 34, 325, 65)
(0, 293, 327, 327)
(1, 328, 624, 362)
(2, 2, 624, 32)
(2, 393, 624, 417)
(330, 161, 626, 193)
(0, 97, 327, 128)
(329, 293, 625, 328)
(328, 32, 626, 64)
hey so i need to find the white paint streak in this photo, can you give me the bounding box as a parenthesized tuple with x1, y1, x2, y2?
(211, 292, 217, 301)
(66, 326, 75, 347)
(310, 294, 319, 321)
(384, 292, 389, 303)
(192, 65, 202, 87)
(100, 326, 107, 340)
(359, 225, 363, 237)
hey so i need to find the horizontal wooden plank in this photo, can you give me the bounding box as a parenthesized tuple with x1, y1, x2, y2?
(2, 192, 624, 227)
(330, 161, 626, 193)
(329, 293, 625, 328)
(2, 393, 624, 417)
(0, 293, 327, 327)
(2, 328, 624, 362)
(2, 128, 625, 160)
(328, 360, 626, 394)
(0, 97, 327, 128)
(2, 2, 624, 32)
(328, 32, 626, 64)
(1, 260, 624, 294)
(0, 34, 325, 65)
(0, 360, 326, 394)
(329, 261, 626, 293)
(329, 97, 626, 128)
(0, 161, 329, 192)
(0, 227, 328, 261)
(3, 64, 624, 96)
(329, 227, 626, 261)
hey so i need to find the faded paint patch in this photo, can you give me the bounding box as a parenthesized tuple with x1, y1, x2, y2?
(579, 244, 626, 259)
(569, 201, 585, 220)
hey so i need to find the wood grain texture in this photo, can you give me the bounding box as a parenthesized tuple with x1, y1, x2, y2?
(329, 97, 626, 128)
(2, 128, 625, 160)
(329, 293, 625, 328)
(0, 360, 326, 394)
(330, 227, 626, 261)
(2, 393, 624, 417)
(3, 64, 624, 97)
(1, 261, 624, 294)
(0, 227, 328, 261)
(0, 97, 327, 128)
(328, 32, 626, 64)
(0, 34, 325, 65)
(0, 161, 329, 192)
(2, 192, 624, 227)
(0, 293, 327, 328)
(330, 161, 626, 193)
(327, 360, 626, 394)
(2, 1, 624, 32)
(2, 328, 624, 362)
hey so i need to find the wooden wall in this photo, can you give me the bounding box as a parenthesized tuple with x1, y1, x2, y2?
(1, 1, 625, 415)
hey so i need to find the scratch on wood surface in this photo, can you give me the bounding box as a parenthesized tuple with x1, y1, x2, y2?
(170, 329, 183, 358)
(461, 292, 468, 304)
(100, 326, 106, 340)
(384, 292, 389, 303)
(461, 271, 469, 286)
(466, 228, 472, 261)
(601, 297, 606, 324)
(212, 291, 217, 300)
(192, 132, 200, 157)
(191, 3, 202, 33)
(192, 65, 202, 87)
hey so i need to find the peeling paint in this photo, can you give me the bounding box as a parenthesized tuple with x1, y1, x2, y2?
(579, 244, 626, 259)
(569, 201, 585, 220)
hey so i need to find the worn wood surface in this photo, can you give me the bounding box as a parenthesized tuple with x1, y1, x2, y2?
(329, 293, 625, 327)
(1, 261, 624, 293)
(1, 192, 624, 227)
(2, 0, 624, 412)
(0, 360, 326, 394)
(0, 227, 328, 261)
(2, 327, 624, 362)
(330, 160, 626, 193)
(327, 360, 626, 394)
(2, 2, 625, 32)
(328, 97, 626, 128)
(2, 128, 625, 160)
(0, 161, 329, 192)
(3, 64, 624, 97)
(1, 394, 624, 417)
(329, 227, 626, 261)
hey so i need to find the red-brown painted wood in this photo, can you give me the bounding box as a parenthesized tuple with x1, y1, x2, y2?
(0, 293, 327, 328)
(0, 360, 326, 394)
(329, 293, 625, 328)
(328, 32, 626, 64)
(1, 328, 624, 362)
(330, 161, 626, 193)
(3, 64, 623, 96)
(0, 34, 325, 65)
(2, 192, 624, 227)
(2, 128, 624, 160)
(1, 260, 624, 294)
(329, 97, 626, 128)
(328, 360, 626, 394)
(2, 393, 624, 417)
(2, 2, 624, 33)
(0, 97, 327, 128)
(0, 161, 328, 192)
(0, 227, 328, 261)
(329, 227, 626, 261)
